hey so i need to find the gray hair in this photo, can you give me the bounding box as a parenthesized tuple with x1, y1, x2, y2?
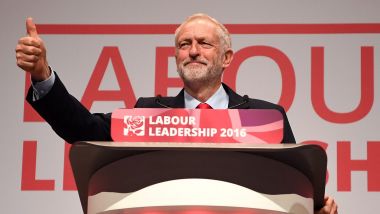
(174, 13, 232, 52)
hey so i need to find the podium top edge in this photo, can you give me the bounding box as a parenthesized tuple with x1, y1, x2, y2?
(75, 141, 311, 150)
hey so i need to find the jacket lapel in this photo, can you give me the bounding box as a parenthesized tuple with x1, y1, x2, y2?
(164, 89, 185, 108)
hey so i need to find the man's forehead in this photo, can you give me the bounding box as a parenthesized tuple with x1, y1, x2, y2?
(186, 17, 216, 25)
(177, 18, 218, 40)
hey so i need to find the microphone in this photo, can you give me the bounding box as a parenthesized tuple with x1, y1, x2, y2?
(228, 95, 249, 109)
(155, 95, 171, 108)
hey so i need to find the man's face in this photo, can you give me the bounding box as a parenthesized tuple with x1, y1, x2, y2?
(175, 19, 225, 85)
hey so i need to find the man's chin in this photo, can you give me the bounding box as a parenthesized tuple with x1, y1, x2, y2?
(180, 68, 206, 77)
(179, 72, 209, 84)
(182, 75, 208, 83)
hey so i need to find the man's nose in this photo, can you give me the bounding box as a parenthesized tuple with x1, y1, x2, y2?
(189, 43, 200, 58)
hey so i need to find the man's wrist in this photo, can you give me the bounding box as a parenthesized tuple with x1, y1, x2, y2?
(31, 67, 55, 100)
(31, 65, 51, 82)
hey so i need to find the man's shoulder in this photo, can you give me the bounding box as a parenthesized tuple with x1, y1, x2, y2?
(222, 83, 285, 111)
(245, 97, 285, 112)
(134, 96, 177, 108)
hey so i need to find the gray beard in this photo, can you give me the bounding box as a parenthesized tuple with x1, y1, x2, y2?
(177, 63, 223, 85)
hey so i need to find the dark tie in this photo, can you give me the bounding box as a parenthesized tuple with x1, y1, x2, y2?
(196, 103, 213, 109)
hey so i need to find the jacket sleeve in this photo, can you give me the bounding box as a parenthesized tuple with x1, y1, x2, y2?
(26, 72, 112, 143)
(278, 106, 296, 144)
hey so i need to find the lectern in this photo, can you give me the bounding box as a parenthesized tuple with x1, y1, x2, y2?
(70, 142, 327, 214)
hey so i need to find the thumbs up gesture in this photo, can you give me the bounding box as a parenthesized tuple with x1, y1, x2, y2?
(16, 17, 50, 81)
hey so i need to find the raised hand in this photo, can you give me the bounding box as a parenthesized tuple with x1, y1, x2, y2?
(315, 196, 338, 214)
(16, 17, 50, 81)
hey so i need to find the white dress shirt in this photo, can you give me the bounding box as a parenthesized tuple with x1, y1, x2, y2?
(184, 84, 229, 109)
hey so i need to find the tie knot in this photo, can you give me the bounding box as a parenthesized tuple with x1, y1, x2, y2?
(196, 103, 213, 109)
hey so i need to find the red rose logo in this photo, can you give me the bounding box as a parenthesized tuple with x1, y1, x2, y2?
(124, 116, 145, 136)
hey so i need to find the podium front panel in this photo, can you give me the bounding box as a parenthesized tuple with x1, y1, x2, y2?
(87, 151, 314, 214)
(69, 142, 326, 214)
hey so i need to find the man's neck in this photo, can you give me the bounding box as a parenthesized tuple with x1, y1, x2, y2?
(184, 81, 222, 103)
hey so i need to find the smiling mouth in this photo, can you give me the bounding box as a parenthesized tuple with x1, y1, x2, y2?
(185, 61, 207, 66)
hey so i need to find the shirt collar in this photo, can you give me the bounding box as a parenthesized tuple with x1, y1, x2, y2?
(184, 85, 229, 109)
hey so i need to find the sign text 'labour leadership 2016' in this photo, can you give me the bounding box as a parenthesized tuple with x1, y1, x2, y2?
(111, 108, 284, 144)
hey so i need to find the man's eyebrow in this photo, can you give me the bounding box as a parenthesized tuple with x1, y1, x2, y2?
(178, 37, 191, 42)
(177, 36, 215, 44)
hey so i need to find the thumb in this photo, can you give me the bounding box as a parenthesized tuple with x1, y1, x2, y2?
(26, 17, 39, 38)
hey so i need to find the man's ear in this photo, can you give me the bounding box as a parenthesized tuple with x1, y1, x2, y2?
(222, 49, 234, 69)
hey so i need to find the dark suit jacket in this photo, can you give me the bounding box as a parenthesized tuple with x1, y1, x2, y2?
(27, 73, 296, 144)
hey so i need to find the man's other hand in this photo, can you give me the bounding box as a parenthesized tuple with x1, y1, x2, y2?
(315, 196, 338, 214)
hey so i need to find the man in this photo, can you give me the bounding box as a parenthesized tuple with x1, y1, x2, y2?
(16, 14, 337, 213)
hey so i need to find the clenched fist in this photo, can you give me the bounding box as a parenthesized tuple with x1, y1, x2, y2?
(16, 17, 50, 81)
